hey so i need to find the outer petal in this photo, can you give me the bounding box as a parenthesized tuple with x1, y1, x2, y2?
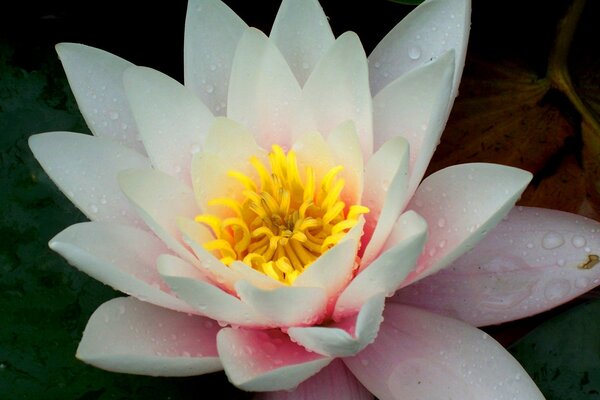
(373, 50, 455, 197)
(235, 280, 328, 327)
(55, 43, 144, 154)
(217, 328, 331, 391)
(123, 66, 214, 184)
(158, 254, 273, 328)
(361, 136, 409, 267)
(256, 359, 373, 400)
(334, 211, 426, 318)
(29, 132, 149, 227)
(288, 294, 385, 358)
(344, 304, 545, 400)
(402, 163, 532, 286)
(368, 0, 470, 97)
(227, 28, 302, 149)
(77, 297, 221, 376)
(118, 168, 198, 263)
(184, 0, 247, 115)
(393, 206, 600, 326)
(49, 222, 193, 313)
(298, 32, 373, 158)
(269, 0, 335, 86)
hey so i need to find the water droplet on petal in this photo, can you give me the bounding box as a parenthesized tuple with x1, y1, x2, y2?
(109, 111, 119, 120)
(542, 231, 564, 250)
(572, 235, 586, 248)
(89, 204, 99, 214)
(408, 46, 422, 60)
(544, 279, 571, 301)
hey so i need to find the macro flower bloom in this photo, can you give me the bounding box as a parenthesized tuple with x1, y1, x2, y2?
(28, 0, 600, 398)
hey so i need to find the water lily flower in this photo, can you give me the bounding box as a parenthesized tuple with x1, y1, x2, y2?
(28, 0, 600, 398)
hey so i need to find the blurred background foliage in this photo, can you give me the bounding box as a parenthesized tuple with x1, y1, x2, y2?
(0, 0, 598, 398)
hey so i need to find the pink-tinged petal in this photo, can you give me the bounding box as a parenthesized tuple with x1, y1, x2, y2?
(368, 0, 470, 98)
(293, 218, 364, 302)
(361, 136, 409, 267)
(191, 117, 266, 212)
(184, 0, 247, 115)
(288, 294, 385, 357)
(177, 217, 242, 291)
(217, 328, 331, 391)
(118, 168, 198, 264)
(335, 212, 426, 318)
(403, 163, 532, 286)
(373, 51, 455, 197)
(29, 132, 149, 227)
(49, 222, 193, 313)
(299, 32, 373, 158)
(269, 0, 335, 86)
(77, 297, 221, 376)
(344, 304, 545, 400)
(228, 28, 302, 149)
(256, 359, 373, 400)
(55, 43, 145, 154)
(235, 280, 327, 327)
(123, 66, 214, 184)
(326, 121, 364, 206)
(158, 254, 273, 328)
(393, 206, 600, 326)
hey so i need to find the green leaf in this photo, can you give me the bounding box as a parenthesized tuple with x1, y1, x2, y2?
(509, 300, 600, 400)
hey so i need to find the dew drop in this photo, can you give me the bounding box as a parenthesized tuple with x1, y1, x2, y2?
(205, 84, 214, 94)
(557, 258, 566, 267)
(408, 46, 422, 60)
(190, 143, 201, 154)
(301, 61, 310, 70)
(437, 218, 446, 228)
(572, 235, 586, 248)
(89, 204, 99, 214)
(209, 64, 217, 71)
(575, 276, 589, 289)
(542, 231, 565, 250)
(360, 358, 369, 366)
(109, 111, 119, 120)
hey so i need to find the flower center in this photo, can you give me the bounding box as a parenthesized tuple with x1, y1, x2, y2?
(195, 145, 368, 285)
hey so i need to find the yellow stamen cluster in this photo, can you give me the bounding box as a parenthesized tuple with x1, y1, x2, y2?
(195, 145, 368, 285)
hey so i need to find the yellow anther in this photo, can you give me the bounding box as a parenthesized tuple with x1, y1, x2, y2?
(194, 145, 369, 285)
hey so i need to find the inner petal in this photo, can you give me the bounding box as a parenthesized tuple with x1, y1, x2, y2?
(194, 145, 368, 285)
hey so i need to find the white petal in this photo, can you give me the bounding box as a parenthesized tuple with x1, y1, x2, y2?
(270, 0, 335, 86)
(123, 66, 214, 184)
(191, 117, 266, 211)
(184, 0, 247, 115)
(217, 327, 331, 391)
(118, 168, 198, 263)
(230, 261, 284, 290)
(334, 211, 426, 318)
(29, 132, 149, 226)
(158, 254, 273, 328)
(361, 136, 410, 267)
(403, 163, 532, 286)
(293, 218, 364, 302)
(50, 222, 193, 313)
(393, 206, 600, 326)
(256, 359, 374, 400)
(345, 304, 545, 400)
(373, 51, 455, 196)
(288, 294, 385, 357)
(227, 28, 302, 149)
(299, 32, 373, 158)
(55, 43, 145, 154)
(368, 0, 470, 97)
(326, 121, 365, 205)
(77, 297, 221, 376)
(177, 217, 243, 291)
(235, 280, 328, 327)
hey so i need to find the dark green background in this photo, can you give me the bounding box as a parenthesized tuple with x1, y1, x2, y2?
(1, 1, 598, 399)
